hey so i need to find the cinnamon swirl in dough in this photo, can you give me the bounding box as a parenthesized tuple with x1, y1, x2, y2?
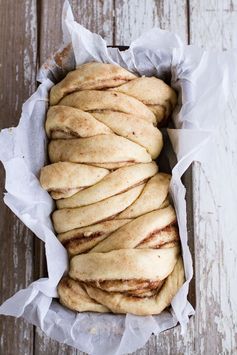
(70, 247, 180, 282)
(50, 62, 137, 106)
(91, 206, 178, 253)
(40, 62, 183, 316)
(40, 162, 109, 199)
(52, 184, 145, 233)
(110, 76, 177, 126)
(83, 256, 184, 315)
(58, 277, 110, 313)
(118, 173, 171, 219)
(58, 219, 130, 256)
(48, 135, 152, 167)
(56, 162, 158, 209)
(46, 105, 112, 139)
(58, 90, 156, 125)
(92, 111, 163, 158)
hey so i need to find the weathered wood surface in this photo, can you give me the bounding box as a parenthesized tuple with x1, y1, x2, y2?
(188, 1, 237, 354)
(115, 0, 188, 44)
(1, 0, 237, 354)
(0, 0, 37, 354)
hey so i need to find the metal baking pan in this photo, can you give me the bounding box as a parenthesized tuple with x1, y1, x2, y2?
(38, 45, 196, 312)
(160, 129, 195, 309)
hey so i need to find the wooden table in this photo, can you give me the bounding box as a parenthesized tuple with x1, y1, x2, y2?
(1, 1, 237, 354)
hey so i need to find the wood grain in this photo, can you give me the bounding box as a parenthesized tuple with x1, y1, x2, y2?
(35, 328, 79, 355)
(115, 0, 188, 45)
(189, 0, 237, 49)
(39, 0, 114, 66)
(189, 1, 237, 354)
(0, 0, 38, 354)
(71, 0, 114, 45)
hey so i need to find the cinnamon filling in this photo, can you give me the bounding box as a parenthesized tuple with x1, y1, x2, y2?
(51, 129, 82, 139)
(84, 278, 162, 292)
(82, 77, 131, 88)
(57, 77, 132, 103)
(137, 221, 179, 248)
(89, 160, 136, 164)
(49, 187, 84, 193)
(59, 77, 133, 102)
(62, 232, 104, 248)
(82, 278, 167, 299)
(126, 280, 165, 298)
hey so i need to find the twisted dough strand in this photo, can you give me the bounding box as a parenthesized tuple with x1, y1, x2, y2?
(40, 62, 183, 316)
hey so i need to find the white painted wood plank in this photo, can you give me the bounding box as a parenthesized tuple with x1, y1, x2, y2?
(191, 93, 237, 353)
(190, 0, 237, 49)
(115, 0, 188, 45)
(191, 100, 237, 354)
(189, 0, 237, 353)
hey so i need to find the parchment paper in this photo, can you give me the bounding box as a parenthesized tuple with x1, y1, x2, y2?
(0, 1, 232, 354)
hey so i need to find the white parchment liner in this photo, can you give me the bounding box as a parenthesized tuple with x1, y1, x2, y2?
(0, 1, 233, 354)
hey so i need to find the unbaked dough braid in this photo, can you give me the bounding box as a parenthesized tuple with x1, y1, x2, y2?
(40, 62, 183, 316)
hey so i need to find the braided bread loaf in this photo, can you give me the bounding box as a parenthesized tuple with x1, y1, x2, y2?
(40, 62, 184, 316)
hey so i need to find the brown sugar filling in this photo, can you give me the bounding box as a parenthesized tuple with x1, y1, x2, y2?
(137, 221, 179, 248)
(84, 278, 162, 292)
(51, 129, 82, 139)
(61, 232, 104, 249)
